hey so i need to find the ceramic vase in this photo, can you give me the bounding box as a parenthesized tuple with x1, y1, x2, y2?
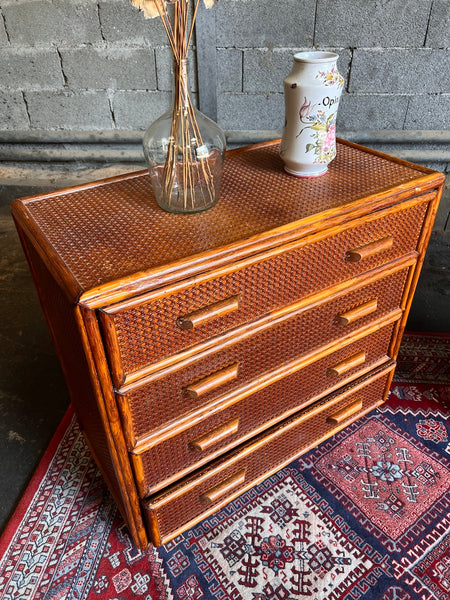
(279, 51, 344, 177)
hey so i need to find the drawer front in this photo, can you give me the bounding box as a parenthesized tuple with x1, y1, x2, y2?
(132, 323, 396, 496)
(101, 200, 427, 385)
(143, 365, 394, 545)
(118, 268, 408, 446)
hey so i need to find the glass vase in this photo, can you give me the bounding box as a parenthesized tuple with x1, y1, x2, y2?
(143, 59, 226, 214)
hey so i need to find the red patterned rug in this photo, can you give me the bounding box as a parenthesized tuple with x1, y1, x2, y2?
(1, 333, 449, 600)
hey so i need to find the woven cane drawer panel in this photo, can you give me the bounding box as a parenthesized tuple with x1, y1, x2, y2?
(132, 322, 395, 496)
(118, 270, 408, 445)
(101, 201, 426, 384)
(143, 366, 393, 544)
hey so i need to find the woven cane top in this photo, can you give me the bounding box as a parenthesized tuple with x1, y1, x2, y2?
(13, 140, 439, 305)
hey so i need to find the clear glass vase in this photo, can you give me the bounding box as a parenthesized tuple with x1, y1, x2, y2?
(143, 60, 226, 214)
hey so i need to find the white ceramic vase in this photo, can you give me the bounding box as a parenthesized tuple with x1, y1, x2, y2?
(279, 51, 344, 177)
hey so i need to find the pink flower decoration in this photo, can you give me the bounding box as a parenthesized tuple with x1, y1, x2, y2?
(324, 123, 336, 147)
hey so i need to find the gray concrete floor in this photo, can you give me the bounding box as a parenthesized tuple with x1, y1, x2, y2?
(0, 172, 449, 536)
(1, 184, 70, 535)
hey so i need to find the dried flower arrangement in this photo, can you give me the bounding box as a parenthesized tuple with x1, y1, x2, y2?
(129, 0, 224, 213)
(130, 0, 215, 20)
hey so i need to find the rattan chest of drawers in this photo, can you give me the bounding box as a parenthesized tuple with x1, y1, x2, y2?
(12, 139, 444, 548)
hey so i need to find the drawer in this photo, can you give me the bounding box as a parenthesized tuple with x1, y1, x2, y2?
(117, 268, 409, 447)
(143, 364, 394, 545)
(131, 322, 396, 496)
(100, 199, 427, 386)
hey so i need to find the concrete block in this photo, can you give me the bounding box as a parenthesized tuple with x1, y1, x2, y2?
(218, 49, 242, 93)
(154, 48, 174, 92)
(244, 49, 293, 94)
(244, 48, 351, 93)
(25, 91, 114, 129)
(217, 92, 284, 130)
(404, 94, 450, 129)
(315, 0, 431, 47)
(60, 46, 157, 91)
(425, 0, 450, 48)
(349, 49, 450, 94)
(2, 0, 102, 46)
(337, 93, 409, 131)
(215, 0, 315, 48)
(112, 90, 172, 129)
(98, 0, 167, 46)
(0, 48, 64, 91)
(0, 91, 29, 130)
(155, 48, 197, 92)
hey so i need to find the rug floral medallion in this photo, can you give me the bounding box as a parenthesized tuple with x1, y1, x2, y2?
(0, 335, 449, 600)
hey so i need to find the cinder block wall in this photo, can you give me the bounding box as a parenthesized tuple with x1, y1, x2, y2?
(216, 0, 449, 134)
(0, 0, 449, 135)
(0, 0, 172, 130)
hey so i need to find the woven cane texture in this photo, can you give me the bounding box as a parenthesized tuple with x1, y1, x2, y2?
(106, 202, 424, 380)
(23, 142, 427, 295)
(145, 369, 391, 541)
(135, 323, 395, 495)
(121, 270, 407, 443)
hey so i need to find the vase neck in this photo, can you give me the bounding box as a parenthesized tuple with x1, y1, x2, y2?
(294, 58, 336, 74)
(292, 51, 338, 76)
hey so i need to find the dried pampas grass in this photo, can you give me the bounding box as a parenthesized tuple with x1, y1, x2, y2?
(130, 0, 216, 19)
(129, 0, 160, 19)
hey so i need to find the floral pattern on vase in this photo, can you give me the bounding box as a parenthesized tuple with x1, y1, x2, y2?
(296, 99, 338, 164)
(280, 52, 344, 178)
(317, 66, 344, 87)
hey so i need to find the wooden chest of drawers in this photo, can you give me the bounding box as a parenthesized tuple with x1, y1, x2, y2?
(12, 139, 444, 548)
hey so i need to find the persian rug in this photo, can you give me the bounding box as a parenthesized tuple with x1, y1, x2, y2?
(0, 333, 449, 600)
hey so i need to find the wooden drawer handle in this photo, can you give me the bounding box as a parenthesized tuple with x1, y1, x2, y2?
(200, 469, 246, 504)
(176, 295, 240, 330)
(334, 299, 378, 325)
(184, 363, 239, 399)
(345, 236, 394, 263)
(327, 399, 363, 425)
(190, 418, 239, 452)
(327, 351, 366, 377)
